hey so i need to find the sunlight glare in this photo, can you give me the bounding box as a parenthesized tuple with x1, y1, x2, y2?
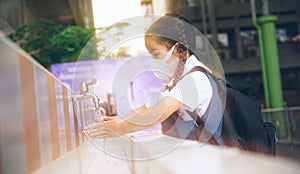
(92, 0, 143, 28)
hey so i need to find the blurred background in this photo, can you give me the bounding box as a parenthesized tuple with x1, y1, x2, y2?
(1, 0, 299, 106)
(1, 0, 300, 172)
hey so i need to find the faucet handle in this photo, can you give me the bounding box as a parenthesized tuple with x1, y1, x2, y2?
(79, 79, 97, 94)
(87, 79, 97, 86)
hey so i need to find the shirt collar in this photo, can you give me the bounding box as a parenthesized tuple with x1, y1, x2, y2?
(182, 55, 212, 76)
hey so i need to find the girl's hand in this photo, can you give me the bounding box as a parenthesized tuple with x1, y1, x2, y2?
(82, 116, 119, 139)
(94, 115, 117, 122)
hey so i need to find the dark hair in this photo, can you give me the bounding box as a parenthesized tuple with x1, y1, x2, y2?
(145, 13, 195, 54)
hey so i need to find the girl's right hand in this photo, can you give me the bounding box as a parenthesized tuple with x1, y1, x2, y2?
(83, 116, 120, 139)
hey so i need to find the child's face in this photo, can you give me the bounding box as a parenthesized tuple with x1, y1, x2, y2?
(145, 37, 179, 81)
(145, 37, 170, 59)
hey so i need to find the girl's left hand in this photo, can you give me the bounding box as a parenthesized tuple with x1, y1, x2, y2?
(82, 116, 119, 139)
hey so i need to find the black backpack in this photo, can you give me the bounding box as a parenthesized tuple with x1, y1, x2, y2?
(161, 67, 277, 155)
(222, 85, 277, 154)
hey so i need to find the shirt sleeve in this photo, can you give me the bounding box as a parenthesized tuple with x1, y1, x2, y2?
(144, 92, 164, 108)
(162, 71, 212, 117)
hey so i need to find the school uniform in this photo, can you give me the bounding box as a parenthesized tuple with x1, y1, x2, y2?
(146, 55, 224, 145)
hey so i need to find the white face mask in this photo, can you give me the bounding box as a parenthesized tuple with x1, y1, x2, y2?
(150, 45, 178, 81)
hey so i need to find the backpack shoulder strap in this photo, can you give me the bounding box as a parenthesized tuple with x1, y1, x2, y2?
(184, 66, 209, 77)
(182, 66, 211, 123)
(184, 66, 242, 147)
(183, 66, 223, 145)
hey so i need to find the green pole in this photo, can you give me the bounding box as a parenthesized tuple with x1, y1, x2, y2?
(257, 16, 283, 108)
(258, 15, 286, 137)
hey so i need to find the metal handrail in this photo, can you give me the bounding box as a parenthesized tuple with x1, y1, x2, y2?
(261, 106, 300, 145)
(262, 106, 300, 112)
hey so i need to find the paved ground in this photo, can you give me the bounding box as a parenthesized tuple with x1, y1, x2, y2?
(276, 143, 300, 162)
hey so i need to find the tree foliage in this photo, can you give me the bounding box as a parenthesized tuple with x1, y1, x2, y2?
(8, 20, 96, 68)
(8, 20, 131, 69)
(95, 22, 131, 59)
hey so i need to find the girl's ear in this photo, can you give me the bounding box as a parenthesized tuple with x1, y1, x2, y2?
(174, 42, 187, 54)
(174, 42, 180, 52)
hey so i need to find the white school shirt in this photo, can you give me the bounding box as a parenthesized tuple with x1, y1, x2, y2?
(146, 55, 212, 121)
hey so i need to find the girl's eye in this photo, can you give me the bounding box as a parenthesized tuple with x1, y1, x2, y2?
(150, 51, 161, 59)
(153, 52, 160, 58)
(148, 50, 162, 59)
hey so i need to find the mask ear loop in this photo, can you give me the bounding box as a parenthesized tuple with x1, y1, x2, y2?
(165, 45, 176, 64)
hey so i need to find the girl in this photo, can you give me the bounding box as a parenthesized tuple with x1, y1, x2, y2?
(83, 13, 226, 145)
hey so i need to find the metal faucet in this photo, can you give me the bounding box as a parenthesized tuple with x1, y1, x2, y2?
(72, 79, 105, 114)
